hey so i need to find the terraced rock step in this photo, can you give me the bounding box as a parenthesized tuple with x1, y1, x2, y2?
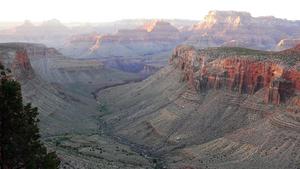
(269, 114, 300, 132)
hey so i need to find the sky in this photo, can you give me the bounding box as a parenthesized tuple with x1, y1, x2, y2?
(0, 0, 299, 22)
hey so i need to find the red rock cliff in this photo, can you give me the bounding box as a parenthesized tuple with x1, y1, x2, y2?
(0, 43, 37, 80)
(171, 45, 300, 104)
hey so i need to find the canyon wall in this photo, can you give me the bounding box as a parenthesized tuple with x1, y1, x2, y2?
(171, 45, 300, 104)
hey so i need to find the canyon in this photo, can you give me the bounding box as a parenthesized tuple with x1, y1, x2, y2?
(60, 20, 184, 69)
(0, 10, 300, 169)
(0, 43, 155, 168)
(1, 40, 299, 169)
(58, 11, 300, 75)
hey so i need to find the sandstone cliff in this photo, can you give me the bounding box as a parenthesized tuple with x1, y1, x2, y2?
(0, 43, 36, 79)
(171, 45, 300, 104)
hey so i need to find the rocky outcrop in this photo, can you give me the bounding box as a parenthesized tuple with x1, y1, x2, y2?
(0, 43, 36, 80)
(187, 10, 300, 50)
(171, 45, 300, 104)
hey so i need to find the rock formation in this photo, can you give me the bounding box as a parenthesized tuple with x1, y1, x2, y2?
(92, 20, 181, 48)
(60, 20, 183, 69)
(171, 45, 300, 104)
(186, 10, 300, 50)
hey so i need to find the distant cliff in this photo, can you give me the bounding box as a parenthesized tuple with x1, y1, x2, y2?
(186, 10, 300, 50)
(61, 20, 183, 60)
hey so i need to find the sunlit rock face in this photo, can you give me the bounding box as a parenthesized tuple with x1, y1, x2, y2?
(171, 45, 300, 104)
(132, 20, 178, 33)
(193, 11, 252, 30)
(186, 10, 300, 50)
(276, 39, 300, 51)
(96, 20, 181, 44)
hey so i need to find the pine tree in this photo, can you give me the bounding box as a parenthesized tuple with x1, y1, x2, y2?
(0, 65, 60, 169)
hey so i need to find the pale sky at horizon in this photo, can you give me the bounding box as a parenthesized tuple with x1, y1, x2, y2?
(0, 0, 299, 22)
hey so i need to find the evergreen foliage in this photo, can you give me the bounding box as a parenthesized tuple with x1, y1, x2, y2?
(0, 66, 60, 169)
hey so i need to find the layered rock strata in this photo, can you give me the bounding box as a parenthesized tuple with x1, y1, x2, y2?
(171, 45, 300, 104)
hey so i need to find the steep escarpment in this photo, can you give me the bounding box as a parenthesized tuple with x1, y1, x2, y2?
(171, 45, 300, 104)
(97, 45, 300, 169)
